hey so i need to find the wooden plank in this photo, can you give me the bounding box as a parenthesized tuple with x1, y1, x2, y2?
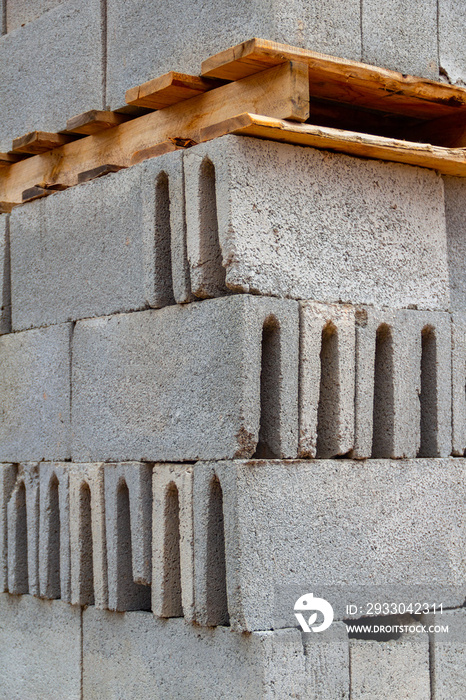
(0, 201, 20, 213)
(199, 113, 466, 177)
(125, 71, 224, 110)
(22, 185, 67, 202)
(202, 38, 466, 120)
(77, 164, 125, 183)
(0, 153, 29, 168)
(11, 131, 77, 155)
(0, 61, 309, 203)
(131, 137, 197, 165)
(66, 110, 132, 135)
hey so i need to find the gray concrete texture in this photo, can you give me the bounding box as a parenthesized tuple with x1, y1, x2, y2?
(0, 0, 103, 153)
(452, 313, 466, 455)
(0, 322, 71, 462)
(0, 593, 81, 700)
(352, 307, 452, 459)
(10, 153, 190, 331)
(302, 622, 350, 699)
(6, 0, 65, 32)
(39, 462, 71, 602)
(0, 215, 11, 335)
(350, 633, 430, 699)
(444, 176, 466, 312)
(152, 464, 194, 622)
(184, 137, 449, 311)
(71, 295, 299, 462)
(69, 463, 108, 608)
(299, 301, 355, 458)
(193, 459, 466, 632)
(7, 463, 40, 596)
(105, 0, 362, 110)
(361, 0, 438, 78)
(438, 0, 466, 84)
(422, 609, 466, 699)
(0, 464, 15, 592)
(83, 606, 307, 699)
(104, 462, 152, 612)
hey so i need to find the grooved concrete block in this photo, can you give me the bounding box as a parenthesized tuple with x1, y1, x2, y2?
(302, 622, 350, 699)
(39, 463, 71, 602)
(444, 177, 466, 312)
(350, 634, 430, 699)
(439, 0, 466, 84)
(0, 593, 81, 700)
(7, 463, 40, 596)
(352, 308, 451, 459)
(83, 606, 307, 699)
(0, 464, 16, 592)
(0, 323, 71, 462)
(361, 0, 438, 78)
(6, 0, 65, 31)
(184, 137, 449, 310)
(0, 0, 103, 153)
(69, 463, 108, 608)
(0, 215, 11, 335)
(152, 464, 194, 621)
(106, 0, 361, 110)
(422, 609, 466, 699)
(10, 153, 189, 331)
(72, 295, 299, 462)
(299, 301, 355, 458)
(105, 462, 152, 612)
(452, 314, 466, 455)
(193, 459, 466, 632)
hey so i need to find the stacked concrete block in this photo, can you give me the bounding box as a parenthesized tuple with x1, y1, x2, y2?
(105, 462, 152, 612)
(6, 0, 65, 32)
(7, 463, 40, 596)
(152, 463, 194, 621)
(302, 621, 350, 699)
(193, 459, 466, 632)
(0, 214, 11, 335)
(352, 307, 451, 459)
(298, 301, 355, 458)
(39, 463, 71, 602)
(0, 0, 104, 153)
(0, 463, 16, 592)
(69, 463, 107, 608)
(0, 594, 81, 700)
(350, 631, 431, 699)
(72, 295, 299, 462)
(0, 322, 71, 462)
(83, 607, 307, 699)
(10, 152, 189, 331)
(438, 0, 466, 84)
(422, 609, 466, 699)
(184, 137, 449, 310)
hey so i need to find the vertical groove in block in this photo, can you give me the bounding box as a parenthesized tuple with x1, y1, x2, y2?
(0, 215, 11, 335)
(316, 323, 340, 457)
(161, 483, 183, 616)
(39, 463, 71, 602)
(0, 464, 16, 592)
(154, 171, 175, 306)
(418, 326, 438, 457)
(254, 315, 281, 458)
(7, 463, 40, 595)
(452, 314, 466, 455)
(78, 483, 94, 606)
(371, 323, 395, 458)
(206, 475, 229, 627)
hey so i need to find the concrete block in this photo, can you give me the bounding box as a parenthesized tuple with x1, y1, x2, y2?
(439, 0, 466, 84)
(352, 307, 451, 459)
(452, 314, 466, 455)
(422, 609, 466, 699)
(361, 0, 438, 78)
(106, 0, 361, 111)
(69, 463, 108, 608)
(184, 137, 449, 310)
(444, 176, 466, 312)
(72, 295, 299, 462)
(0, 0, 103, 153)
(302, 621, 350, 699)
(0, 323, 71, 462)
(39, 463, 71, 602)
(83, 606, 307, 699)
(0, 593, 81, 700)
(350, 633, 430, 699)
(6, 0, 65, 31)
(152, 464, 194, 621)
(298, 301, 355, 458)
(0, 464, 16, 592)
(105, 462, 152, 612)
(0, 215, 11, 335)
(193, 459, 466, 632)
(10, 153, 189, 331)
(7, 463, 40, 596)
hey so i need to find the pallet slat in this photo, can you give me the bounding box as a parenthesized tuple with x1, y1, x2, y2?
(66, 110, 131, 135)
(125, 71, 224, 110)
(12, 131, 77, 155)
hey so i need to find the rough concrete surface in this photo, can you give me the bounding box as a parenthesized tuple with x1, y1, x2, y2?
(39, 463, 71, 602)
(452, 313, 466, 455)
(0, 215, 11, 335)
(0, 464, 15, 592)
(7, 463, 40, 596)
(0, 0, 103, 153)
(444, 176, 466, 311)
(10, 153, 188, 331)
(83, 606, 307, 699)
(72, 296, 299, 462)
(302, 621, 350, 699)
(438, 0, 466, 84)
(6, 0, 65, 32)
(0, 323, 71, 462)
(194, 459, 466, 631)
(184, 137, 449, 310)
(0, 593, 81, 700)
(422, 609, 466, 699)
